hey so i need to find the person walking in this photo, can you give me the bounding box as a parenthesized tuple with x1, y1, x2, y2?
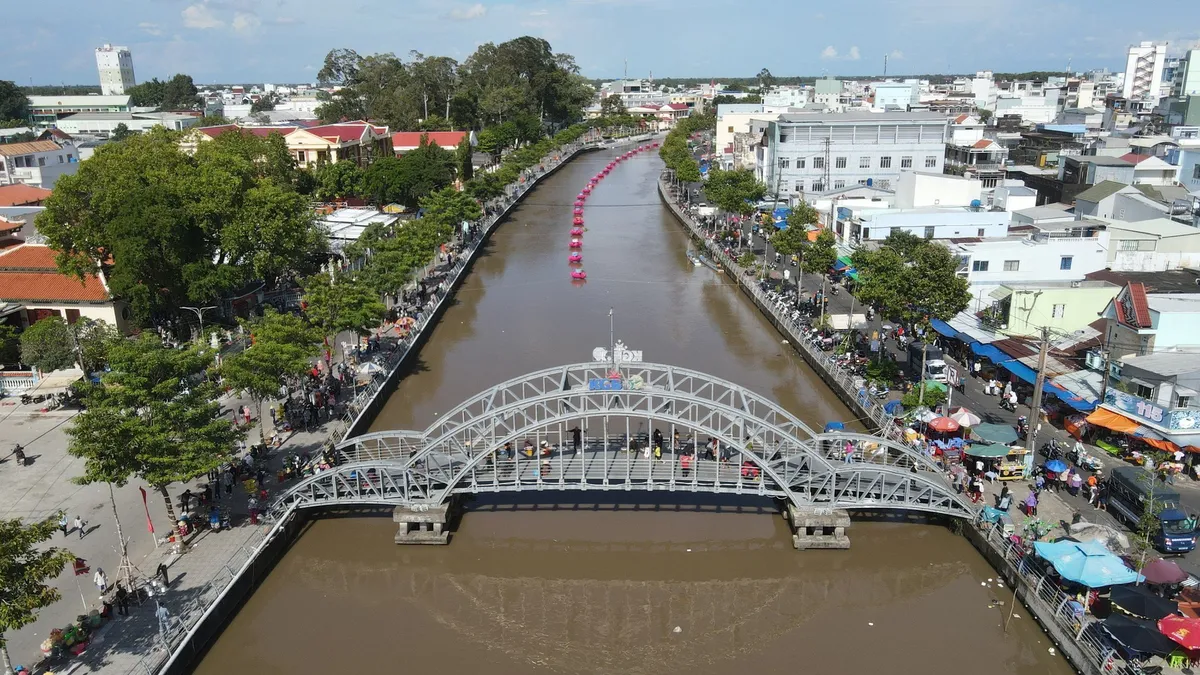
(58, 513, 69, 537)
(114, 584, 129, 616)
(94, 568, 108, 594)
(74, 515, 87, 540)
(681, 453, 692, 478)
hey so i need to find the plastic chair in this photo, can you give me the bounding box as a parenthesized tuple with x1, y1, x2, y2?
(1168, 650, 1187, 670)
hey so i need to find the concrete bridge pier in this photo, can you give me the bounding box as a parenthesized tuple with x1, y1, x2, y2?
(393, 502, 453, 544)
(787, 505, 851, 550)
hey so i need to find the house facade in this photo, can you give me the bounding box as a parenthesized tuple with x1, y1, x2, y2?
(0, 140, 79, 189)
(0, 243, 130, 333)
(182, 121, 392, 168)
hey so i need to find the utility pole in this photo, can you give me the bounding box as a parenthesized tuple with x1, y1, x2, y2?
(1026, 326, 1052, 454)
(822, 137, 832, 192)
(1098, 347, 1113, 403)
(918, 342, 929, 406)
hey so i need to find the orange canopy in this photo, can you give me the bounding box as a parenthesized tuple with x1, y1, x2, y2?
(1085, 408, 1140, 434)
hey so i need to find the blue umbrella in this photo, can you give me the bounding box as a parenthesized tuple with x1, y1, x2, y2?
(1046, 459, 1069, 473)
(1032, 539, 1143, 588)
(883, 400, 904, 416)
(823, 421, 846, 433)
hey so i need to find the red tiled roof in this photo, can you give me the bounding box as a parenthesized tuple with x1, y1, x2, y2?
(953, 114, 970, 124)
(0, 184, 52, 207)
(197, 124, 298, 139)
(197, 124, 239, 138)
(664, 103, 690, 110)
(305, 122, 384, 143)
(0, 218, 22, 234)
(392, 131, 467, 149)
(1128, 282, 1152, 327)
(0, 245, 109, 302)
(973, 139, 994, 149)
(1119, 152, 1150, 164)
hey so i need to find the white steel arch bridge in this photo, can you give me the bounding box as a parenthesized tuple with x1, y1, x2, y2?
(270, 363, 976, 520)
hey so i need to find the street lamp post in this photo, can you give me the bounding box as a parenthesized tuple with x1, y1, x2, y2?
(180, 306, 218, 344)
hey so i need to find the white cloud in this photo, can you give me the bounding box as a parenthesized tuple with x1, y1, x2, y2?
(449, 3, 487, 20)
(139, 21, 163, 36)
(530, 9, 549, 15)
(182, 4, 224, 29)
(848, 46, 861, 60)
(888, 49, 904, 60)
(820, 46, 838, 60)
(232, 12, 261, 34)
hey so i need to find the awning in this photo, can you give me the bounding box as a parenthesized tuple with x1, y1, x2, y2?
(931, 318, 961, 340)
(1086, 408, 1141, 434)
(973, 423, 1020, 445)
(832, 257, 851, 271)
(999, 358, 1038, 385)
(970, 342, 1009, 362)
(948, 313, 1001, 344)
(989, 286, 1014, 300)
(25, 368, 84, 396)
(1044, 380, 1097, 412)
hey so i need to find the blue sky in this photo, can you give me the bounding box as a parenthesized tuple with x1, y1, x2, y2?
(5, 0, 1200, 85)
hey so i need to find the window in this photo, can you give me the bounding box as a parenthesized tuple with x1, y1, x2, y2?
(1052, 304, 1065, 318)
(780, 158, 790, 169)
(977, 228, 986, 237)
(1003, 260, 1019, 271)
(37, 156, 46, 167)
(857, 179, 868, 186)
(1060, 256, 1073, 270)
(1193, 164, 1200, 180)
(727, 126, 734, 133)
(834, 180, 846, 189)
(1119, 239, 1139, 251)
(925, 156, 938, 168)
(876, 179, 890, 190)
(780, 134, 789, 143)
(860, 156, 870, 168)
(1179, 395, 1192, 409)
(835, 156, 847, 169)
(797, 158, 806, 169)
(813, 156, 825, 169)
(862, 228, 871, 239)
(57, 155, 64, 163)
(812, 180, 825, 192)
(1136, 384, 1154, 399)
(795, 182, 803, 192)
(923, 226, 935, 239)
(972, 260, 989, 272)
(901, 156, 913, 168)
(880, 156, 892, 168)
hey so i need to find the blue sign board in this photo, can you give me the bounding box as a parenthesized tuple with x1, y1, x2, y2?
(1104, 390, 1200, 431)
(589, 378, 624, 391)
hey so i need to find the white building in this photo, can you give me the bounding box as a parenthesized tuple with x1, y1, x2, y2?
(1123, 41, 1168, 106)
(872, 81, 920, 111)
(95, 44, 135, 96)
(1178, 49, 1200, 97)
(946, 233, 1109, 309)
(0, 141, 79, 189)
(970, 71, 996, 109)
(55, 112, 200, 137)
(993, 87, 1061, 124)
(759, 111, 949, 197)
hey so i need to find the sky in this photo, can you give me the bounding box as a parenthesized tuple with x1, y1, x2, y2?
(5, 0, 1200, 86)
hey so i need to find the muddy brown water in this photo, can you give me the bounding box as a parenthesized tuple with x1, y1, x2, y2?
(193, 147, 1072, 675)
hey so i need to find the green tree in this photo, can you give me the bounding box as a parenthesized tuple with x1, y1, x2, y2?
(737, 251, 756, 267)
(0, 80, 31, 122)
(0, 325, 18, 365)
(978, 109, 993, 123)
(703, 168, 766, 216)
(600, 94, 627, 117)
(901, 382, 946, 409)
(851, 234, 969, 324)
(301, 272, 385, 353)
(221, 309, 321, 444)
(455, 135, 474, 182)
(250, 95, 277, 113)
(74, 319, 123, 374)
(769, 222, 808, 259)
(804, 229, 838, 276)
(67, 334, 241, 530)
(0, 516, 74, 673)
(313, 161, 364, 202)
(756, 68, 775, 92)
(360, 136, 454, 207)
(110, 123, 135, 141)
(127, 78, 166, 107)
(195, 113, 230, 127)
(420, 186, 482, 228)
(161, 74, 199, 110)
(19, 317, 75, 372)
(786, 201, 821, 230)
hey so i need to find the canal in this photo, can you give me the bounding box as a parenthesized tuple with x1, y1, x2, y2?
(194, 146, 1072, 675)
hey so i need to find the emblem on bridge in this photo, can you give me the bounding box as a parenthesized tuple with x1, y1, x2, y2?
(592, 341, 643, 364)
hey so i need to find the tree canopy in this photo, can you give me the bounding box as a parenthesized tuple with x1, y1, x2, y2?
(66, 333, 241, 527)
(315, 37, 592, 130)
(301, 272, 386, 345)
(36, 128, 326, 323)
(361, 136, 454, 207)
(127, 74, 199, 110)
(0, 516, 74, 673)
(851, 232, 970, 324)
(19, 317, 75, 372)
(703, 168, 766, 216)
(312, 161, 364, 202)
(0, 80, 30, 123)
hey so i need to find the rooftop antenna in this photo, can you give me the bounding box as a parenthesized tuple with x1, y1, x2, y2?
(883, 53, 889, 77)
(624, 59, 628, 81)
(609, 307, 616, 375)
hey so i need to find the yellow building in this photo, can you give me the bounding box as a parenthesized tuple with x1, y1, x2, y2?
(180, 121, 392, 168)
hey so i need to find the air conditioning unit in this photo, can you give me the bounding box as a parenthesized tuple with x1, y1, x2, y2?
(1085, 350, 1104, 371)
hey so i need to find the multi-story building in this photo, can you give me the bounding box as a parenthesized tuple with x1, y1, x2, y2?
(1177, 49, 1200, 97)
(27, 95, 131, 128)
(758, 111, 949, 197)
(54, 111, 200, 138)
(95, 44, 136, 96)
(943, 113, 1008, 187)
(181, 121, 392, 169)
(0, 140, 79, 189)
(871, 81, 920, 111)
(1122, 41, 1168, 106)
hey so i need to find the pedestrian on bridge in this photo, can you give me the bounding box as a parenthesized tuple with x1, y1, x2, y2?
(681, 453, 692, 477)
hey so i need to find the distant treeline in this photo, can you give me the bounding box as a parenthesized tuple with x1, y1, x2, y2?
(22, 85, 102, 95)
(592, 70, 1074, 89)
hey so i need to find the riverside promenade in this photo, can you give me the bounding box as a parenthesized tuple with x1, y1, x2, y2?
(0, 131, 635, 675)
(656, 173, 1154, 675)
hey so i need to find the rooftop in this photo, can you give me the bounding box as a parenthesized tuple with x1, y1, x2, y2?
(1074, 155, 1135, 167)
(1075, 180, 1132, 202)
(0, 244, 109, 303)
(0, 184, 52, 207)
(0, 140, 63, 156)
(999, 280, 1119, 290)
(1133, 183, 1193, 204)
(392, 131, 469, 149)
(27, 95, 130, 108)
(776, 110, 949, 124)
(1086, 268, 1200, 294)
(1100, 217, 1200, 238)
(1120, 350, 1200, 377)
(1014, 205, 1076, 221)
(1146, 294, 1200, 314)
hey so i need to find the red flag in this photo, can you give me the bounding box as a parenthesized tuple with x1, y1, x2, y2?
(139, 487, 154, 534)
(73, 558, 89, 576)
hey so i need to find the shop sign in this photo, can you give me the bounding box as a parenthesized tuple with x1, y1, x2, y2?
(946, 366, 960, 387)
(592, 341, 643, 364)
(1104, 390, 1200, 430)
(589, 378, 623, 391)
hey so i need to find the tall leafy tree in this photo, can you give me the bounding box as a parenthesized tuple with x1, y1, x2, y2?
(313, 161, 364, 201)
(67, 334, 241, 530)
(19, 317, 75, 372)
(455, 135, 474, 181)
(0, 80, 30, 122)
(360, 136, 454, 207)
(851, 234, 969, 324)
(74, 318, 123, 374)
(600, 94, 627, 117)
(0, 325, 18, 365)
(221, 309, 321, 443)
(703, 168, 766, 216)
(301, 272, 385, 353)
(421, 186, 482, 228)
(0, 516, 74, 674)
